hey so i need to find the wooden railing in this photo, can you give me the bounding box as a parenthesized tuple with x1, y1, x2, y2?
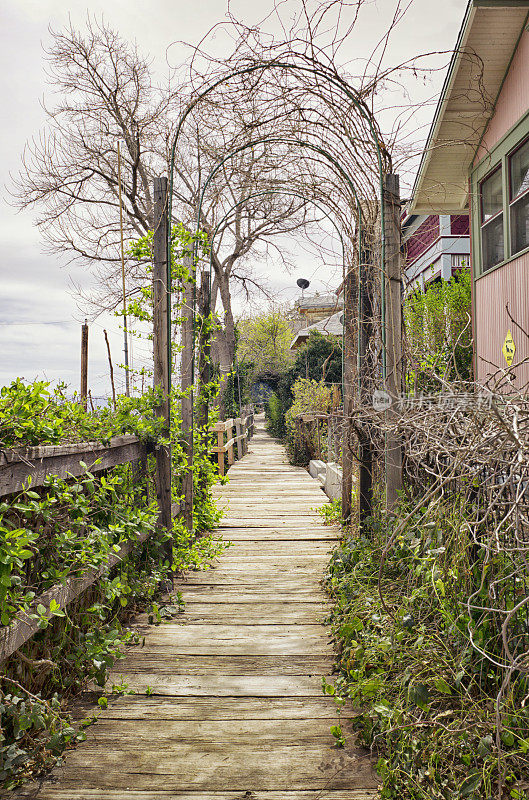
(293, 411, 343, 464)
(0, 435, 150, 663)
(0, 412, 254, 661)
(212, 412, 255, 476)
(0, 435, 144, 498)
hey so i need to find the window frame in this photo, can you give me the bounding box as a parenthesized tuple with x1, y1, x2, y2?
(471, 110, 529, 279)
(479, 165, 505, 272)
(508, 135, 529, 257)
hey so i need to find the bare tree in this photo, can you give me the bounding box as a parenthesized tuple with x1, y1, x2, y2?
(13, 3, 453, 412)
(12, 18, 323, 398)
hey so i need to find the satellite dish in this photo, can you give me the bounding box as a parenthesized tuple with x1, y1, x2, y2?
(297, 278, 310, 290)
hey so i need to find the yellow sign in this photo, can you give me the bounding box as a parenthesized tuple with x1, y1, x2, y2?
(502, 330, 516, 366)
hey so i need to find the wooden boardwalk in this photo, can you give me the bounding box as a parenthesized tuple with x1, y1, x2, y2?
(18, 417, 378, 799)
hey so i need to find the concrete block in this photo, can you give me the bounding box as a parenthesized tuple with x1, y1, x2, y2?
(309, 460, 325, 479)
(316, 466, 326, 484)
(324, 462, 342, 501)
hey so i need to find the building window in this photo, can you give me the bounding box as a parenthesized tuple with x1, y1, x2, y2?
(509, 137, 529, 256)
(480, 167, 504, 271)
(472, 113, 529, 276)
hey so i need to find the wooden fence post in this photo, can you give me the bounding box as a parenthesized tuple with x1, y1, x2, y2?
(358, 231, 374, 527)
(197, 270, 211, 440)
(80, 320, 88, 409)
(181, 254, 195, 533)
(152, 176, 173, 559)
(241, 415, 248, 456)
(227, 420, 235, 466)
(384, 173, 403, 510)
(341, 262, 357, 522)
(217, 426, 225, 476)
(235, 418, 243, 460)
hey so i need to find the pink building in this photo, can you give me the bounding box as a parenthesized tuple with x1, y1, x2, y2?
(410, 0, 529, 387)
(402, 213, 470, 290)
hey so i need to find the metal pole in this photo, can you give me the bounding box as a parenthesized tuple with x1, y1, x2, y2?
(197, 269, 211, 440)
(358, 231, 374, 527)
(117, 142, 130, 396)
(341, 264, 356, 523)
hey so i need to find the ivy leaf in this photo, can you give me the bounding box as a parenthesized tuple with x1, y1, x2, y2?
(477, 735, 493, 757)
(434, 677, 452, 695)
(409, 682, 429, 710)
(458, 771, 482, 797)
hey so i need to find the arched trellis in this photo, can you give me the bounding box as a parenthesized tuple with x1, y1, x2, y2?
(189, 134, 366, 402)
(164, 58, 401, 527)
(167, 58, 390, 377)
(174, 131, 367, 526)
(186, 136, 362, 456)
(190, 133, 364, 394)
(174, 134, 363, 393)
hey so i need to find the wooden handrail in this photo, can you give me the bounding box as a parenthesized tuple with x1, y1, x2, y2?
(0, 435, 153, 663)
(211, 412, 254, 475)
(0, 435, 144, 498)
(0, 411, 255, 659)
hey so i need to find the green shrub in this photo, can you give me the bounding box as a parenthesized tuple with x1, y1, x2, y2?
(265, 392, 286, 439)
(325, 500, 529, 799)
(404, 268, 473, 392)
(283, 378, 333, 466)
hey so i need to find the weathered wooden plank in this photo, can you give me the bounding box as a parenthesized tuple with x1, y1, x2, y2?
(136, 602, 329, 622)
(0, 436, 143, 496)
(99, 674, 332, 696)
(168, 589, 326, 602)
(114, 655, 332, 674)
(71, 696, 347, 721)
(218, 555, 329, 563)
(220, 530, 339, 540)
(17, 791, 378, 799)
(218, 518, 328, 527)
(217, 547, 334, 557)
(130, 625, 329, 655)
(42, 745, 377, 790)
(75, 717, 357, 744)
(219, 506, 326, 514)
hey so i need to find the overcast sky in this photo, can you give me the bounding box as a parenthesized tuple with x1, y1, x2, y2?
(0, 0, 466, 397)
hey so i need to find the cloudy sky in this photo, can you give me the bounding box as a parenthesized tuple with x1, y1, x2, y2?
(0, 0, 466, 397)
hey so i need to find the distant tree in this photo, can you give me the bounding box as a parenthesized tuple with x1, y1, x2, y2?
(278, 331, 342, 407)
(11, 17, 312, 412)
(237, 309, 296, 384)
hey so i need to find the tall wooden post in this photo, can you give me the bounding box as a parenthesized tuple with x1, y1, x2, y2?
(358, 233, 374, 527)
(384, 173, 403, 510)
(197, 270, 211, 445)
(152, 177, 173, 558)
(180, 254, 195, 534)
(341, 263, 357, 523)
(80, 320, 88, 410)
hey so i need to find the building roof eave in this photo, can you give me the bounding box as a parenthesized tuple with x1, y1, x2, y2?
(409, 0, 529, 215)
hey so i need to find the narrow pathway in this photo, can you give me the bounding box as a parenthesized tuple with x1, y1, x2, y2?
(19, 416, 378, 799)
